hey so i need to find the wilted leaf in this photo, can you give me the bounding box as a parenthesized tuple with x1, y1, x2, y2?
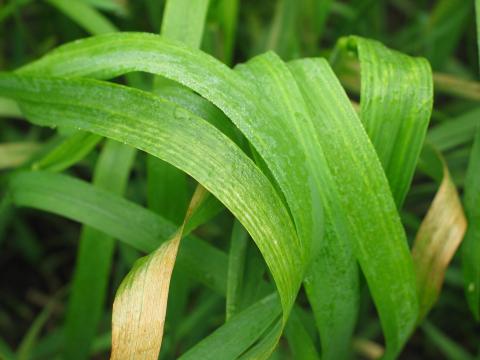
(413, 147, 467, 321)
(111, 185, 208, 360)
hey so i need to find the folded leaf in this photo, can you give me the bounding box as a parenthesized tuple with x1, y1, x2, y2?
(414, 146, 467, 321)
(0, 73, 302, 357)
(111, 185, 208, 360)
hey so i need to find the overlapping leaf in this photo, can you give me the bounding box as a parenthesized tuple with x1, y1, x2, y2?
(0, 30, 440, 359)
(0, 72, 302, 357)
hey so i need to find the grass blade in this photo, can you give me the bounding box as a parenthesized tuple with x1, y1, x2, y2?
(462, 126, 480, 320)
(333, 36, 433, 208)
(32, 131, 101, 172)
(16, 292, 62, 360)
(46, 0, 116, 35)
(17, 32, 314, 330)
(111, 185, 208, 359)
(160, 0, 209, 47)
(180, 294, 281, 359)
(290, 57, 418, 359)
(427, 107, 480, 153)
(238, 51, 355, 359)
(8, 170, 228, 293)
(422, 322, 474, 360)
(64, 140, 135, 360)
(285, 308, 320, 360)
(0, 73, 302, 345)
(226, 220, 249, 320)
(413, 146, 467, 321)
(148, 0, 210, 224)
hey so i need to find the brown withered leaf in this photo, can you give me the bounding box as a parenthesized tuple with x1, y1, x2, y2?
(412, 151, 467, 321)
(110, 185, 208, 360)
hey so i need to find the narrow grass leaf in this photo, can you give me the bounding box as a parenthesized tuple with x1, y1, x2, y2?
(160, 0, 209, 47)
(111, 185, 208, 360)
(31, 131, 101, 172)
(333, 36, 433, 208)
(0, 74, 301, 342)
(84, 0, 128, 16)
(413, 146, 467, 321)
(477, 0, 480, 64)
(266, 0, 300, 59)
(462, 126, 480, 320)
(285, 308, 320, 360)
(213, 0, 239, 65)
(422, 322, 474, 360)
(16, 294, 60, 360)
(226, 220, 249, 320)
(8, 171, 228, 294)
(180, 294, 281, 359)
(17, 32, 311, 328)
(46, 0, 116, 35)
(237, 51, 354, 360)
(148, 0, 210, 224)
(290, 57, 418, 359)
(64, 140, 135, 360)
(427, 107, 480, 153)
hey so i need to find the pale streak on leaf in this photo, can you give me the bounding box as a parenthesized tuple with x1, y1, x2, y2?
(412, 157, 467, 321)
(111, 185, 208, 360)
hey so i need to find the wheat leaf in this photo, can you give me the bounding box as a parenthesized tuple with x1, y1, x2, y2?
(413, 146, 467, 321)
(111, 185, 208, 359)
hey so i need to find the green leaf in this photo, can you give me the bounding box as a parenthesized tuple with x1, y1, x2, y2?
(0, 97, 22, 118)
(285, 308, 320, 360)
(422, 322, 474, 360)
(46, 0, 117, 35)
(148, 0, 210, 226)
(19, 31, 312, 321)
(226, 220, 249, 320)
(290, 57, 418, 359)
(427, 107, 480, 153)
(180, 294, 281, 360)
(237, 51, 354, 360)
(333, 36, 433, 208)
(16, 292, 62, 360)
(32, 131, 101, 172)
(462, 125, 480, 320)
(160, 0, 210, 47)
(477, 0, 480, 66)
(0, 73, 302, 353)
(8, 170, 228, 294)
(212, 0, 239, 65)
(64, 140, 135, 360)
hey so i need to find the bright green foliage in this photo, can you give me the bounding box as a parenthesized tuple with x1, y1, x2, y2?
(0, 31, 426, 359)
(1, 1, 478, 359)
